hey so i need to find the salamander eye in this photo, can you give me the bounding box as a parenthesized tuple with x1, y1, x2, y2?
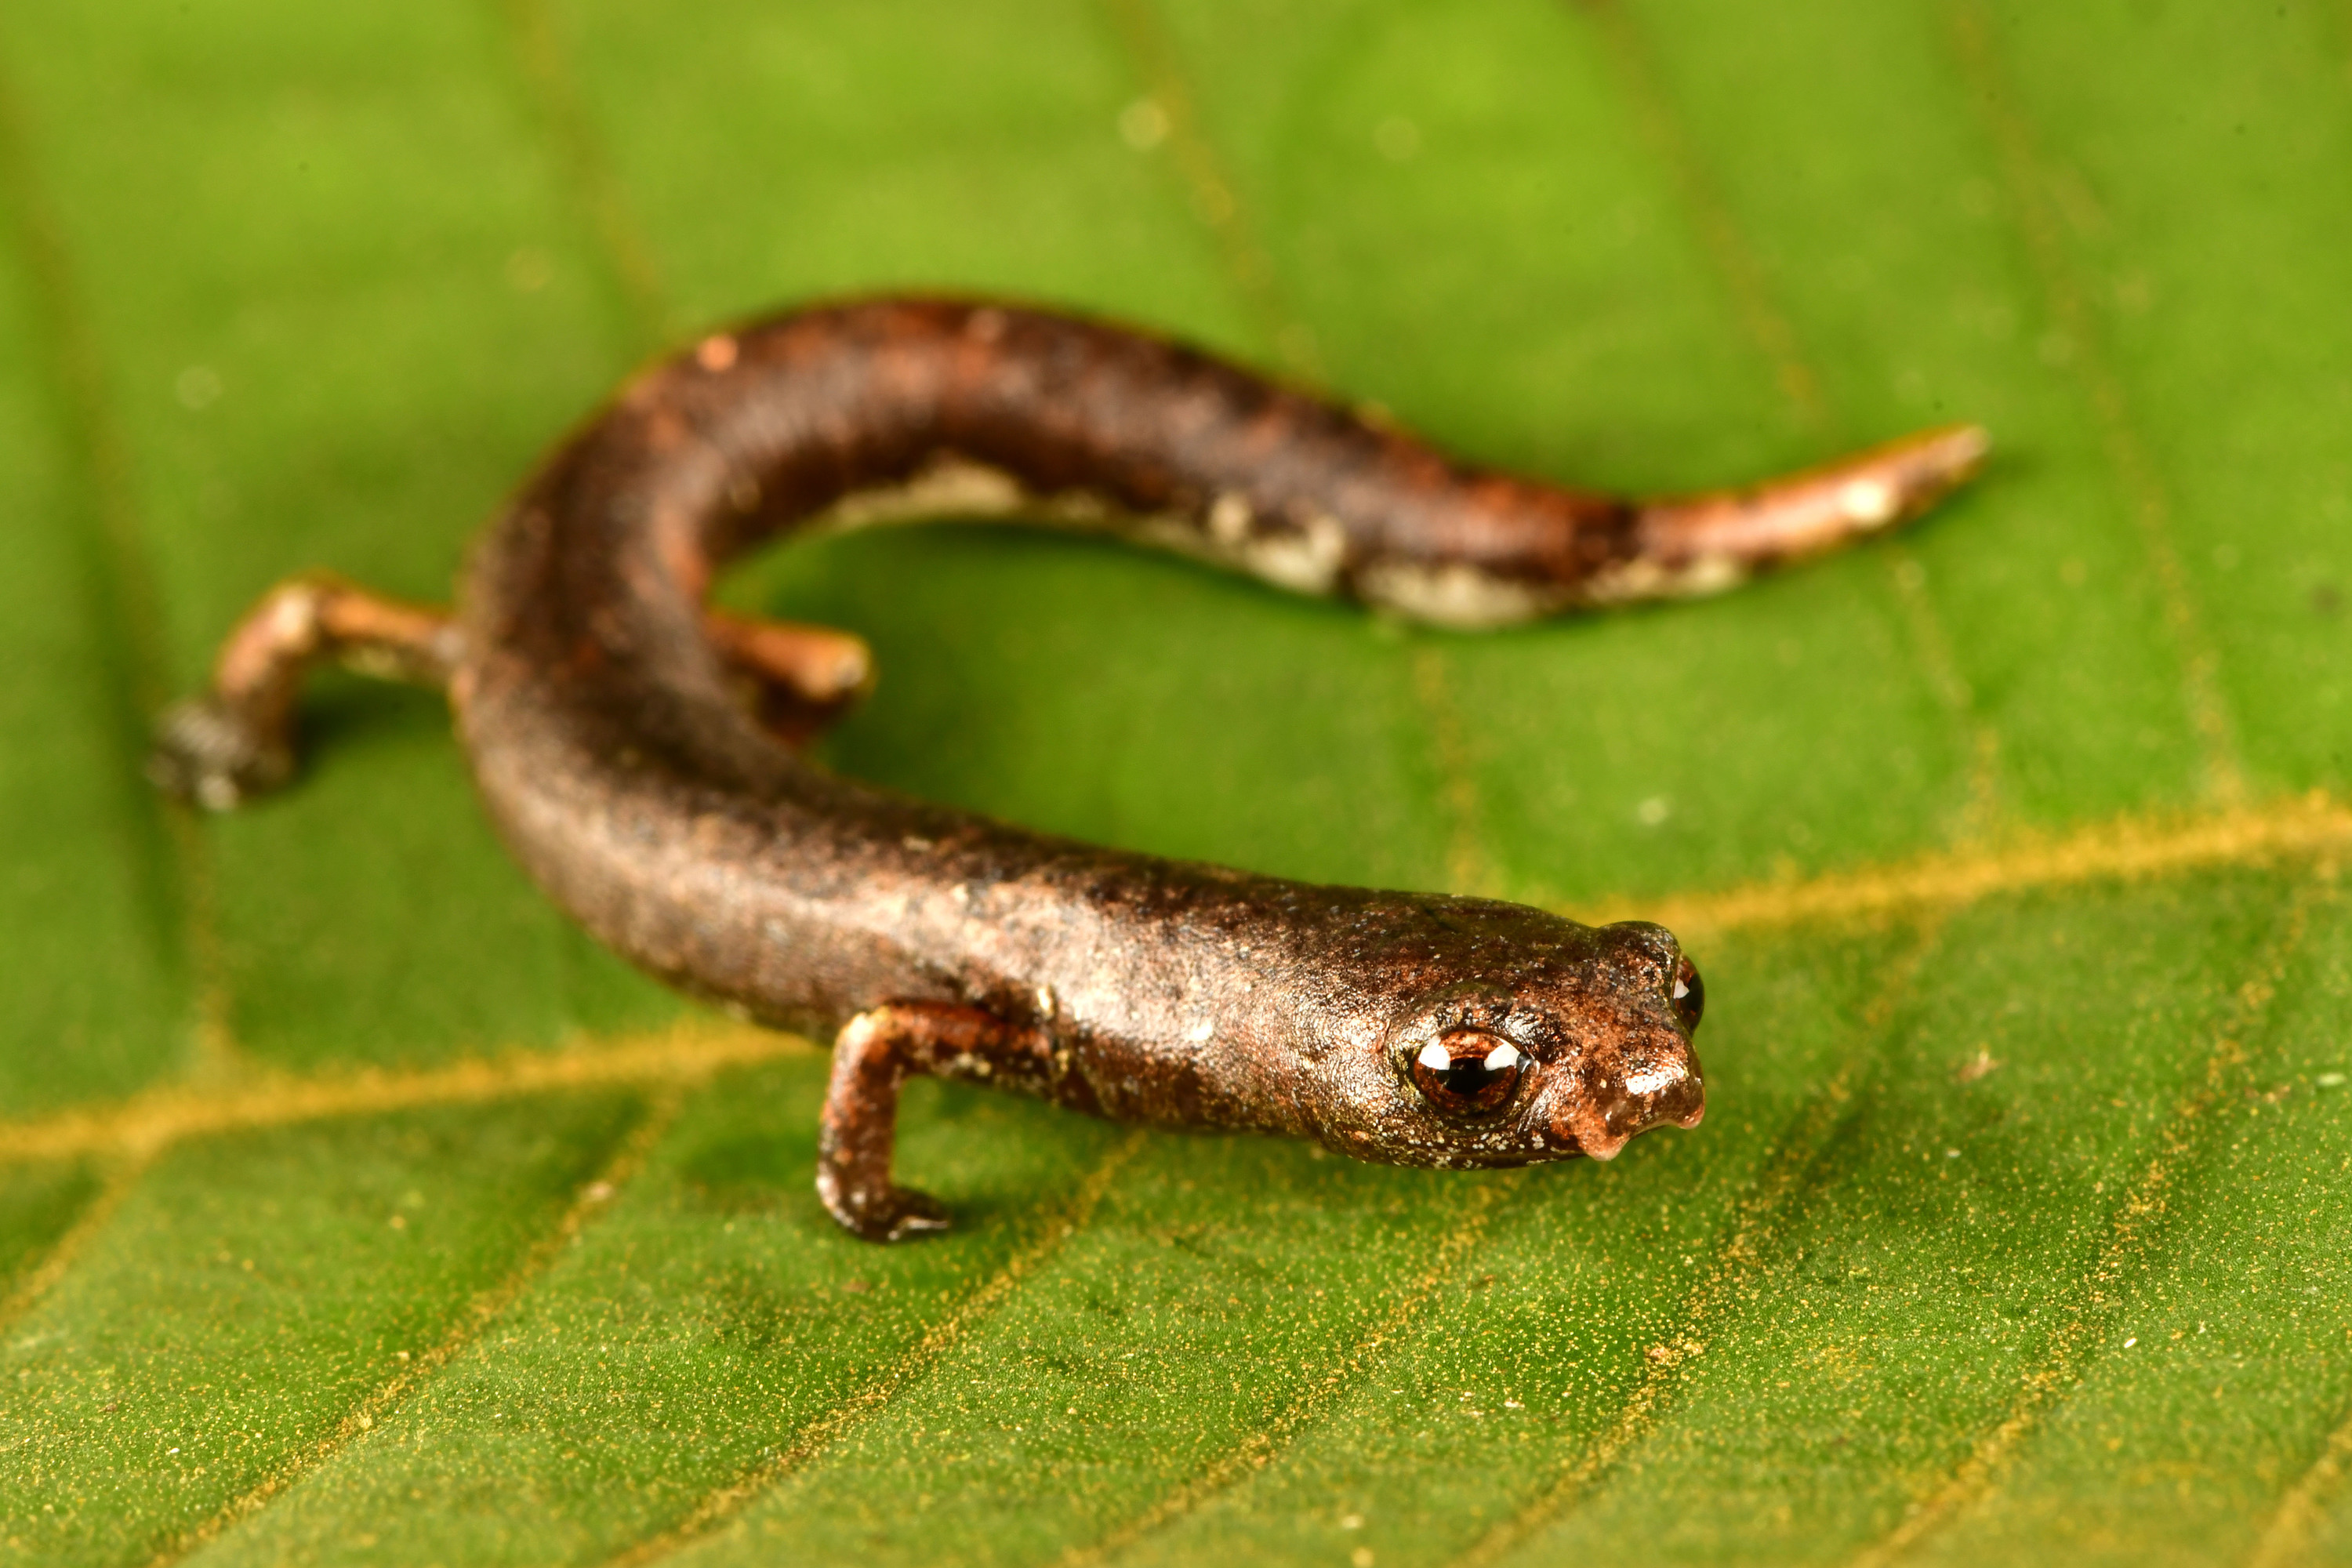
(1409, 1028, 1526, 1118)
(1671, 955, 1704, 1033)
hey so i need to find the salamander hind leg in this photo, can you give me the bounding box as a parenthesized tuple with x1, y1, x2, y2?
(149, 574, 461, 811)
(818, 1002, 1054, 1242)
(705, 610, 874, 750)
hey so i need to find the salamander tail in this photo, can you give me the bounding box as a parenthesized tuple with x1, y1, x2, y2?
(1630, 423, 1989, 589)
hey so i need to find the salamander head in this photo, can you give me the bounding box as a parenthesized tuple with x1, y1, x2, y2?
(1339, 919, 1705, 1169)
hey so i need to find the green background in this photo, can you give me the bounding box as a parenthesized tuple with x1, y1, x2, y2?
(2, 1, 2349, 1563)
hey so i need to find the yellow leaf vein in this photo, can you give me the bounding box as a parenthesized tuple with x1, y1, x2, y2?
(1446, 913, 1949, 1568)
(600, 1127, 1149, 1568)
(143, 1086, 687, 1567)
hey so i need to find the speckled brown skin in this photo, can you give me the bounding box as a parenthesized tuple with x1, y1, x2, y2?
(153, 298, 1986, 1241)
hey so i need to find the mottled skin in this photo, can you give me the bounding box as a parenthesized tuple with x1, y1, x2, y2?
(151, 298, 1984, 1240)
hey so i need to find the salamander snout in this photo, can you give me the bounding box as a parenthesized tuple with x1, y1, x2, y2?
(1375, 918, 1707, 1169)
(1555, 1045, 1705, 1161)
(1544, 922, 1709, 1160)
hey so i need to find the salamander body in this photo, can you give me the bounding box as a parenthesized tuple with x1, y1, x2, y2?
(153, 299, 1984, 1239)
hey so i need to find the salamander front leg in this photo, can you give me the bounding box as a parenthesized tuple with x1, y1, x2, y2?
(149, 574, 462, 811)
(705, 610, 874, 749)
(818, 1002, 1054, 1242)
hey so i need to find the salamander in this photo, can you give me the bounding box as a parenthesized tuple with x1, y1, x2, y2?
(150, 298, 1985, 1240)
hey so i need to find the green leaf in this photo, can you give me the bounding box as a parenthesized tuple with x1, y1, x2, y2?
(2, 1, 2348, 1564)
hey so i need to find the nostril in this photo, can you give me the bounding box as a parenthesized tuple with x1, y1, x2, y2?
(1606, 1065, 1705, 1137)
(1554, 1051, 1701, 1160)
(1661, 1072, 1706, 1129)
(1622, 1062, 1686, 1097)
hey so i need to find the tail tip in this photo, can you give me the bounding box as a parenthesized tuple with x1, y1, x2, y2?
(1856, 423, 1989, 526)
(1915, 422, 1992, 485)
(1939, 419, 1991, 463)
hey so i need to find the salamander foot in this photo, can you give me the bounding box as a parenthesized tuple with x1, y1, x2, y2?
(706, 610, 874, 749)
(815, 1171, 951, 1243)
(148, 573, 463, 811)
(817, 1001, 1054, 1242)
(148, 695, 296, 811)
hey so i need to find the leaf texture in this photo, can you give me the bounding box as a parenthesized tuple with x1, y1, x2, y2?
(1, 2, 2348, 1565)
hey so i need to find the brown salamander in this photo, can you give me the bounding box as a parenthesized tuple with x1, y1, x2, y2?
(150, 298, 1985, 1240)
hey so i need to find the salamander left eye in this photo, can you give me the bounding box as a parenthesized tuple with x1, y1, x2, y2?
(1671, 955, 1704, 1033)
(1410, 1028, 1526, 1118)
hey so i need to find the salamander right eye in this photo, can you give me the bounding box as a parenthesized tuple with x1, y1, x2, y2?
(1671, 954, 1704, 1033)
(1410, 1028, 1525, 1118)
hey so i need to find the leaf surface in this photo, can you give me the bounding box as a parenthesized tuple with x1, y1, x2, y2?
(1, 2, 2348, 1565)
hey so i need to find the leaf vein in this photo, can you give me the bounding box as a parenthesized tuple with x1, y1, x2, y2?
(488, 0, 677, 349)
(1094, 0, 1317, 379)
(0, 50, 238, 1083)
(598, 1127, 1150, 1568)
(0, 1152, 154, 1341)
(1062, 1177, 1512, 1568)
(1, 797, 2343, 1172)
(2249, 1395, 2352, 1568)
(1585, 790, 2352, 941)
(1446, 913, 1949, 1568)
(1838, 870, 2331, 1567)
(1098, 0, 1512, 906)
(0, 1018, 802, 1167)
(1940, 0, 2246, 807)
(141, 1085, 688, 1568)
(1574, 0, 2002, 840)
